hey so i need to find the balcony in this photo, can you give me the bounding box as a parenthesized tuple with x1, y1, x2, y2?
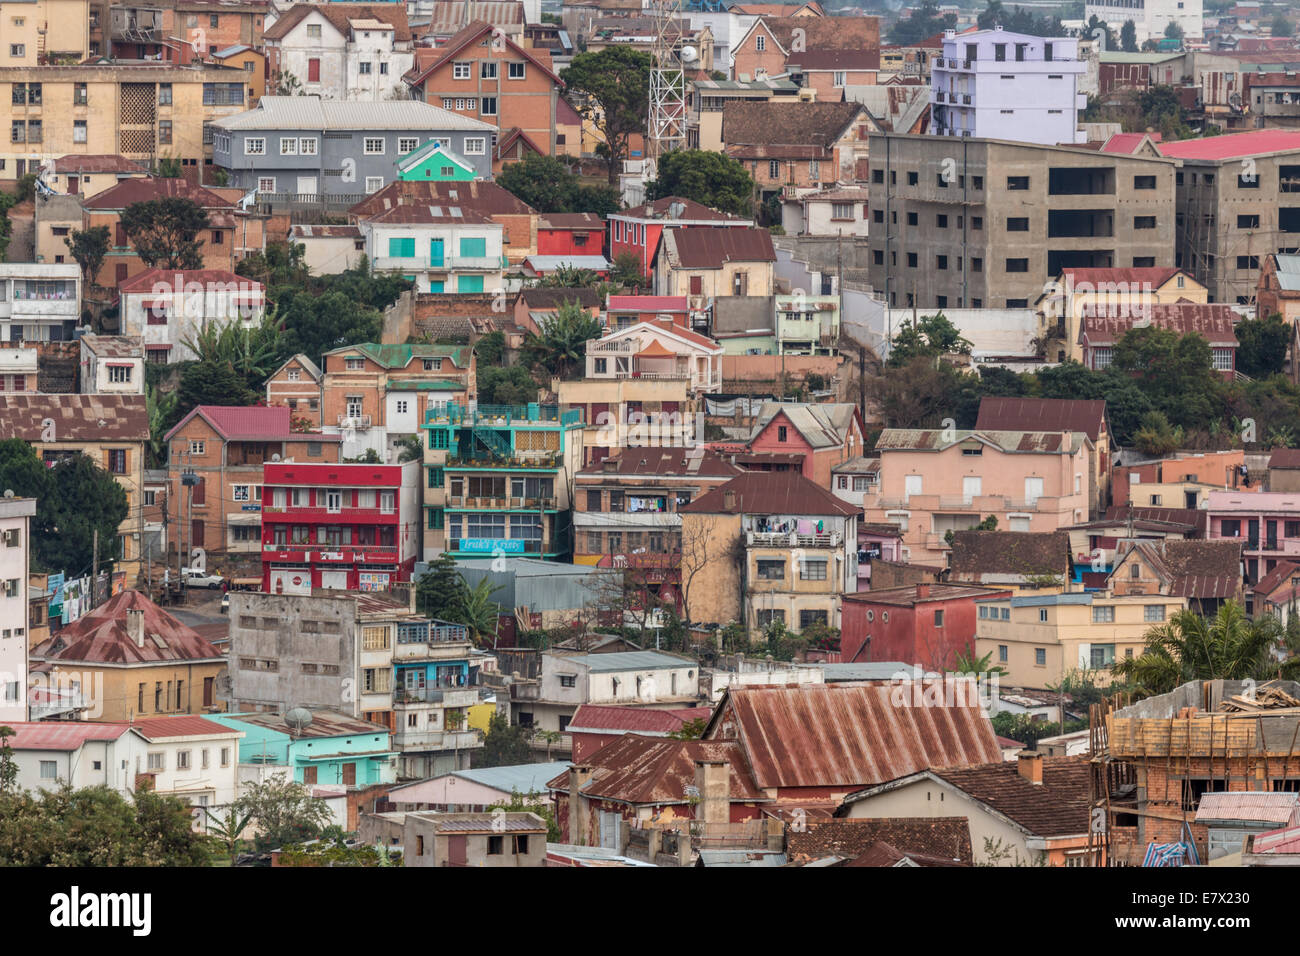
(588, 339, 638, 354)
(393, 686, 478, 707)
(425, 402, 580, 427)
(445, 494, 559, 511)
(372, 255, 503, 272)
(336, 414, 372, 429)
(392, 728, 481, 751)
(510, 681, 540, 701)
(746, 530, 843, 549)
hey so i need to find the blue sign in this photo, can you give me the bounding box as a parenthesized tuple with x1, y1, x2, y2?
(459, 538, 525, 554)
(241, 505, 261, 512)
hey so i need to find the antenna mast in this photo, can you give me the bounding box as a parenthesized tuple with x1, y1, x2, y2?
(648, 0, 687, 164)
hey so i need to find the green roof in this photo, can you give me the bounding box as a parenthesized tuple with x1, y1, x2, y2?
(336, 342, 471, 369)
(1098, 52, 1184, 64)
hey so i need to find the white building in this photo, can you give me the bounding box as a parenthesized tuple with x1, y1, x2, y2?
(930, 27, 1088, 145)
(129, 715, 245, 829)
(0, 346, 38, 392)
(1086, 0, 1203, 43)
(264, 5, 414, 102)
(359, 206, 505, 295)
(0, 263, 82, 344)
(289, 224, 366, 275)
(79, 335, 145, 395)
(780, 186, 871, 238)
(0, 497, 35, 724)
(117, 268, 266, 365)
(583, 319, 723, 394)
(4, 723, 144, 792)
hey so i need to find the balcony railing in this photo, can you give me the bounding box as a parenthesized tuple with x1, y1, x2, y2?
(610, 370, 693, 381)
(392, 728, 481, 751)
(373, 255, 504, 271)
(588, 339, 637, 354)
(445, 495, 558, 510)
(746, 530, 843, 549)
(393, 685, 476, 705)
(337, 414, 372, 429)
(425, 402, 581, 427)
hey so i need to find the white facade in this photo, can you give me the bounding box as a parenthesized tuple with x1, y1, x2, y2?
(931, 28, 1088, 145)
(781, 191, 871, 238)
(119, 281, 266, 364)
(360, 217, 505, 295)
(0, 263, 82, 344)
(0, 498, 34, 724)
(1086, 0, 1203, 43)
(132, 727, 245, 829)
(9, 729, 145, 793)
(583, 320, 723, 393)
(268, 10, 414, 102)
(0, 346, 37, 390)
(79, 337, 145, 395)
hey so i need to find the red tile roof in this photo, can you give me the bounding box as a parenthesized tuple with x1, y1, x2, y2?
(1059, 266, 1185, 287)
(668, 226, 776, 268)
(1099, 132, 1162, 154)
(0, 394, 148, 442)
(31, 590, 224, 665)
(118, 268, 264, 294)
(928, 755, 1092, 837)
(976, 397, 1108, 442)
(131, 716, 243, 740)
(842, 584, 1004, 607)
(164, 404, 340, 443)
(787, 818, 973, 865)
(705, 683, 1003, 790)
(2, 722, 131, 751)
(681, 470, 860, 517)
(53, 154, 148, 175)
(1158, 129, 1300, 161)
(578, 448, 745, 479)
(349, 179, 534, 220)
(615, 196, 748, 222)
(407, 19, 561, 86)
(607, 295, 689, 312)
(567, 704, 711, 735)
(82, 177, 233, 210)
(1270, 448, 1300, 469)
(263, 2, 412, 42)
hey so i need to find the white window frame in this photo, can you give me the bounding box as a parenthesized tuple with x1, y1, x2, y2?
(833, 70, 846, 87)
(453, 61, 471, 79)
(442, 97, 455, 109)
(508, 61, 526, 79)
(108, 364, 132, 383)
(464, 137, 486, 156)
(299, 137, 318, 155)
(244, 137, 266, 155)
(365, 176, 384, 193)
(189, 440, 206, 455)
(280, 137, 297, 155)
(257, 177, 276, 194)
(398, 137, 420, 154)
(363, 137, 385, 155)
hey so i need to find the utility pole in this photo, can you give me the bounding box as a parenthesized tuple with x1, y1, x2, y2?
(91, 527, 99, 608)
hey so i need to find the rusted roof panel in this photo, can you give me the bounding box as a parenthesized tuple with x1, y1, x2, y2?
(546, 734, 764, 805)
(705, 683, 1002, 790)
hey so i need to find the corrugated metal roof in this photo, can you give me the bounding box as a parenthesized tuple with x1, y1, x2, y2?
(874, 428, 1086, 454)
(222, 710, 391, 739)
(819, 662, 926, 682)
(682, 470, 860, 517)
(433, 761, 571, 796)
(1159, 128, 1300, 160)
(1195, 791, 1300, 824)
(31, 590, 223, 665)
(214, 96, 495, 132)
(976, 397, 1107, 442)
(546, 734, 765, 804)
(416, 813, 547, 832)
(705, 683, 1002, 790)
(1251, 824, 1300, 854)
(4, 721, 131, 751)
(567, 704, 711, 735)
(558, 650, 694, 673)
(131, 716, 243, 741)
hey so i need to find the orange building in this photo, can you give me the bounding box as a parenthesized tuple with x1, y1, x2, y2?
(404, 20, 563, 161)
(265, 354, 324, 429)
(729, 14, 879, 86)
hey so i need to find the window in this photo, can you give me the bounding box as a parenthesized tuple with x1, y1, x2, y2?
(488, 835, 504, 855)
(245, 137, 266, 155)
(1007, 176, 1029, 190)
(39, 760, 57, 780)
(559, 674, 576, 688)
(481, 96, 498, 116)
(481, 62, 498, 79)
(108, 449, 127, 474)
(1145, 604, 1165, 622)
(933, 609, 945, 627)
(300, 137, 318, 155)
(1035, 648, 1047, 666)
(1038, 607, 1049, 623)
(189, 441, 206, 455)
(756, 34, 766, 51)
(1007, 217, 1028, 231)
(1005, 258, 1029, 273)
(1134, 216, 1156, 229)
(1092, 605, 1115, 623)
(73, 120, 87, 144)
(365, 176, 384, 193)
(177, 750, 191, 770)
(833, 71, 846, 87)
(9, 44, 24, 58)
(509, 61, 526, 79)
(972, 217, 983, 230)
(1134, 175, 1156, 190)
(756, 559, 785, 580)
(998, 645, 1008, 663)
(800, 559, 828, 581)
(1237, 255, 1260, 271)
(464, 137, 486, 155)
(769, 160, 781, 179)
(398, 137, 420, 154)
(147, 752, 164, 771)
(257, 177, 276, 193)
(907, 212, 918, 226)
(453, 62, 471, 79)
(280, 137, 298, 155)
(359, 62, 372, 75)
(364, 137, 385, 155)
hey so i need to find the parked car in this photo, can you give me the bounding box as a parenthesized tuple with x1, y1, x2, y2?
(182, 568, 224, 590)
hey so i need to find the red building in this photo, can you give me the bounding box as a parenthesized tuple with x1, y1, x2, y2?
(537, 213, 606, 257)
(840, 584, 1010, 670)
(606, 196, 753, 278)
(605, 294, 695, 330)
(260, 460, 421, 593)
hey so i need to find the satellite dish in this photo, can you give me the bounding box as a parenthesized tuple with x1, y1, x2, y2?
(271, 453, 282, 462)
(680, 45, 699, 63)
(285, 707, 313, 736)
(3, 490, 11, 498)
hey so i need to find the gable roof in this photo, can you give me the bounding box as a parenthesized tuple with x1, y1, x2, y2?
(600, 320, 722, 353)
(270, 353, 323, 383)
(722, 100, 865, 151)
(753, 401, 860, 449)
(682, 470, 860, 517)
(131, 715, 243, 740)
(545, 734, 765, 805)
(326, 342, 472, 369)
(396, 139, 477, 176)
(614, 196, 749, 223)
(118, 267, 263, 294)
(3, 722, 134, 751)
(349, 179, 534, 219)
(704, 683, 1003, 790)
(740, 14, 876, 57)
(0, 394, 148, 442)
(82, 177, 231, 210)
(579, 448, 745, 479)
(925, 756, 1091, 837)
(948, 531, 1071, 580)
(1251, 560, 1300, 599)
(264, 3, 412, 42)
(1118, 539, 1244, 599)
(874, 428, 1089, 455)
(975, 397, 1107, 443)
(1079, 304, 1240, 347)
(786, 818, 973, 866)
(1057, 266, 1188, 288)
(165, 404, 328, 442)
(666, 226, 775, 268)
(53, 154, 148, 175)
(31, 590, 224, 665)
(566, 704, 713, 736)
(407, 19, 562, 86)
(420, 0, 525, 36)
(1158, 128, 1300, 161)
(215, 96, 492, 133)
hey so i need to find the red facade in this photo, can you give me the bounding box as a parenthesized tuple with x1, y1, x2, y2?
(840, 585, 1011, 671)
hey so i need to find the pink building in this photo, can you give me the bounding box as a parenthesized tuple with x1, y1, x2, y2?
(863, 428, 1094, 566)
(747, 402, 864, 488)
(1206, 488, 1300, 587)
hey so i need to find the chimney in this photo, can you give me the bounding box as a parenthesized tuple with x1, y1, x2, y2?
(126, 608, 145, 648)
(694, 759, 730, 827)
(915, 583, 930, 599)
(1017, 750, 1043, 786)
(568, 765, 595, 845)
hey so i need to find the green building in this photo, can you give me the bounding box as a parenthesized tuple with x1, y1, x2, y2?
(397, 140, 479, 182)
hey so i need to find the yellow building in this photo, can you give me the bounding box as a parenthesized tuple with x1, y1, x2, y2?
(1036, 266, 1208, 364)
(209, 44, 265, 104)
(31, 590, 226, 722)
(0, 0, 91, 66)
(0, 62, 252, 180)
(555, 376, 695, 469)
(974, 590, 1187, 688)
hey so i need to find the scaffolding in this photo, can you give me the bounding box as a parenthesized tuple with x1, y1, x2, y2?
(647, 0, 687, 163)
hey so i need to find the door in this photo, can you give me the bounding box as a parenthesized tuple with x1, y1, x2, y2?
(341, 762, 356, 786)
(191, 519, 204, 547)
(67, 175, 79, 194)
(1024, 477, 1044, 506)
(598, 811, 620, 849)
(203, 677, 214, 707)
(961, 476, 981, 504)
(307, 57, 320, 82)
(296, 176, 317, 195)
(904, 475, 923, 502)
(447, 834, 467, 867)
(430, 238, 444, 267)
(320, 570, 348, 589)
(303, 765, 317, 785)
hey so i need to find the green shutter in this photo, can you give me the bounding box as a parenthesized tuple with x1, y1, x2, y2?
(429, 279, 444, 293)
(388, 237, 415, 258)
(457, 274, 484, 293)
(459, 236, 486, 258)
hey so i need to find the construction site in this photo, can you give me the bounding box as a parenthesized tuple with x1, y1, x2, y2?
(1089, 679, 1300, 866)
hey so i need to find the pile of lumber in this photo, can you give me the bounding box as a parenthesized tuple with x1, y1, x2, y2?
(1219, 683, 1300, 714)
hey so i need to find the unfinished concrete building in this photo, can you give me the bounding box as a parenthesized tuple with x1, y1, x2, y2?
(1090, 678, 1300, 866)
(865, 133, 1177, 312)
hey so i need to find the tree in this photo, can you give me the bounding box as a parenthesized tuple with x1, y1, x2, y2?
(1273, 13, 1294, 37)
(181, 308, 287, 391)
(270, 69, 305, 95)
(0, 785, 209, 866)
(1085, 14, 1119, 52)
(1164, 20, 1184, 40)
(475, 713, 533, 768)
(1235, 313, 1290, 379)
(489, 789, 561, 841)
(646, 150, 756, 218)
(0, 726, 16, 794)
(395, 436, 422, 463)
(561, 47, 652, 186)
(477, 365, 538, 405)
(234, 774, 332, 853)
(668, 717, 707, 740)
(1111, 325, 1225, 428)
(609, 250, 651, 291)
(949, 648, 1008, 678)
(1112, 601, 1299, 695)
(416, 553, 468, 620)
(475, 330, 506, 367)
(888, 0, 958, 44)
(204, 804, 254, 866)
(277, 288, 385, 369)
(146, 383, 179, 469)
(119, 197, 211, 269)
(536, 265, 603, 289)
(1120, 19, 1139, 52)
(65, 226, 111, 289)
(177, 360, 262, 418)
(497, 153, 581, 212)
(520, 301, 603, 379)
(1132, 409, 1183, 456)
(886, 312, 973, 367)
(457, 575, 504, 646)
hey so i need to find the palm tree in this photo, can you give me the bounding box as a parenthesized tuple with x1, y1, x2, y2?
(534, 729, 563, 759)
(146, 383, 178, 468)
(457, 576, 504, 646)
(394, 436, 422, 463)
(181, 305, 285, 385)
(948, 648, 1007, 678)
(536, 265, 601, 289)
(520, 301, 602, 380)
(205, 805, 254, 866)
(1112, 600, 1300, 696)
